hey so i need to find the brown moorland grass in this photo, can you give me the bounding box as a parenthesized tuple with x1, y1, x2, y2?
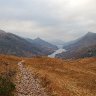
(0, 55, 22, 96)
(24, 57, 96, 96)
(0, 55, 21, 74)
(0, 55, 96, 96)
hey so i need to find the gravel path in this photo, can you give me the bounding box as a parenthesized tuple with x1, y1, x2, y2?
(15, 60, 48, 96)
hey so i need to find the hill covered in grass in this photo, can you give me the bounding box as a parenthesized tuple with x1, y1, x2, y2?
(0, 55, 96, 96)
(25, 57, 96, 96)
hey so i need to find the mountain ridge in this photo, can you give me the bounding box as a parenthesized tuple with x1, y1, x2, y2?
(0, 29, 57, 57)
(26, 37, 58, 55)
(56, 32, 96, 59)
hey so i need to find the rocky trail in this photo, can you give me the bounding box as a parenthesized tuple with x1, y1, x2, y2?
(15, 60, 48, 96)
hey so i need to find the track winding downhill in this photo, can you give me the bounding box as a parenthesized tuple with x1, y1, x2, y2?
(15, 60, 48, 96)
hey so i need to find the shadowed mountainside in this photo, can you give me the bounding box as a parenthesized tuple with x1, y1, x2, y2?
(56, 32, 96, 59)
(26, 38, 58, 55)
(0, 30, 57, 57)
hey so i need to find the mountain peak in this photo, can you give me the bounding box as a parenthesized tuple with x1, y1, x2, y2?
(34, 37, 43, 42)
(86, 32, 95, 35)
(83, 32, 96, 38)
(0, 30, 6, 34)
(35, 37, 41, 40)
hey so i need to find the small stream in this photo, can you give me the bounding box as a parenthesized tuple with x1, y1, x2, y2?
(48, 45, 66, 58)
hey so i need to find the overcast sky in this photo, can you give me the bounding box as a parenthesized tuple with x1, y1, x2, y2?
(0, 0, 96, 41)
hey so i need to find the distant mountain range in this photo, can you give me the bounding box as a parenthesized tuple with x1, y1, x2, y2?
(56, 32, 96, 59)
(0, 30, 58, 57)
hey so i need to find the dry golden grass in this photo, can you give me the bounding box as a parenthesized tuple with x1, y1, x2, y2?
(0, 55, 21, 79)
(24, 57, 96, 96)
(0, 55, 96, 96)
(0, 55, 22, 95)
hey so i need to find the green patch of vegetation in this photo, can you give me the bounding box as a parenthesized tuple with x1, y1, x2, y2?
(0, 74, 16, 96)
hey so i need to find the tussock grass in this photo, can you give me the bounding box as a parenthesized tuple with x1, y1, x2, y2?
(0, 55, 21, 96)
(0, 55, 96, 96)
(25, 57, 96, 96)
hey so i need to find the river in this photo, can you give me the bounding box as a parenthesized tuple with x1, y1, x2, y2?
(48, 45, 66, 58)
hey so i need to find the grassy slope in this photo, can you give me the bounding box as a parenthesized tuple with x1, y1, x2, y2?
(24, 57, 96, 96)
(0, 55, 21, 74)
(0, 55, 21, 96)
(0, 55, 96, 96)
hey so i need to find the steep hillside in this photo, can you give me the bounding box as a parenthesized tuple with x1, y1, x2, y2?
(33, 37, 57, 49)
(0, 30, 57, 57)
(57, 32, 96, 59)
(63, 32, 96, 50)
(27, 38, 58, 55)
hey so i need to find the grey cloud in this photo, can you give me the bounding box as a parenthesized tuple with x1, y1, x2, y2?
(0, 0, 96, 41)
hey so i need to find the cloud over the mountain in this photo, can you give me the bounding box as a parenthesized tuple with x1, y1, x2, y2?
(0, 0, 96, 41)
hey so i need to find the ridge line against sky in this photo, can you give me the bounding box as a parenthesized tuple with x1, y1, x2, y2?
(0, 0, 96, 41)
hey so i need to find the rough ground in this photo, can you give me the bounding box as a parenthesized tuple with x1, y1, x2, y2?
(15, 60, 48, 96)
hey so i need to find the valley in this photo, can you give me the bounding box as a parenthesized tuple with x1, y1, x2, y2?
(48, 45, 66, 58)
(0, 30, 96, 96)
(0, 0, 96, 96)
(0, 29, 96, 60)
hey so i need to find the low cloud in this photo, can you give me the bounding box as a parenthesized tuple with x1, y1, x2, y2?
(0, 0, 96, 41)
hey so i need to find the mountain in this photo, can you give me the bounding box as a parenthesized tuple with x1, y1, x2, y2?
(27, 37, 58, 55)
(0, 30, 57, 57)
(63, 32, 96, 50)
(33, 37, 58, 49)
(0, 30, 6, 34)
(63, 38, 81, 48)
(56, 32, 96, 59)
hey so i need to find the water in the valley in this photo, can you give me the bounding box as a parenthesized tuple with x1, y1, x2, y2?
(48, 45, 66, 58)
